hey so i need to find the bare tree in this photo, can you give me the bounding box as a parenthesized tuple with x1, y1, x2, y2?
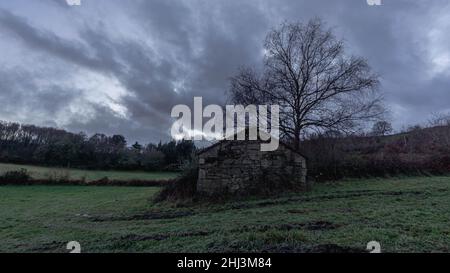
(371, 121, 393, 136)
(229, 19, 384, 149)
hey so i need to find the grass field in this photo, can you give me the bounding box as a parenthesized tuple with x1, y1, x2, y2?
(1, 176, 450, 253)
(0, 163, 179, 182)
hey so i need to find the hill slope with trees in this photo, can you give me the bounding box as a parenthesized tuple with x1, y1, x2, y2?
(303, 125, 450, 180)
(0, 120, 195, 171)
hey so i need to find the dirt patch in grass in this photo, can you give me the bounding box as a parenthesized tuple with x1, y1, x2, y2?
(121, 234, 171, 241)
(91, 210, 195, 222)
(30, 241, 65, 252)
(304, 221, 340, 231)
(235, 221, 341, 233)
(112, 221, 340, 246)
(286, 209, 313, 214)
(262, 243, 365, 253)
(224, 190, 426, 211)
(207, 240, 364, 253)
(119, 231, 211, 242)
(232, 223, 298, 233)
(309, 244, 364, 253)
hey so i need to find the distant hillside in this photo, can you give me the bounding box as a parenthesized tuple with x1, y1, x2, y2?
(302, 125, 450, 181)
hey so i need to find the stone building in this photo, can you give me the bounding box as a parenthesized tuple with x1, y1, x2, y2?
(197, 138, 308, 195)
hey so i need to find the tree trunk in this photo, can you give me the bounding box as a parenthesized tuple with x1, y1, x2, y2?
(294, 129, 301, 151)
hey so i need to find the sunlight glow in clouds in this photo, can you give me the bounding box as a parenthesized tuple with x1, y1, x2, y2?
(424, 5, 450, 76)
(71, 72, 130, 119)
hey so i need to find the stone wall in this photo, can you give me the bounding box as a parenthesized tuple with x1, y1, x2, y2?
(197, 140, 307, 195)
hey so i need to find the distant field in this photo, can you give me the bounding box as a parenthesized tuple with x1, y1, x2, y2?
(0, 163, 179, 182)
(1, 176, 450, 253)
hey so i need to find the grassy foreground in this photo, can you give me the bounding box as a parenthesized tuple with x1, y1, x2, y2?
(0, 163, 179, 182)
(1, 176, 450, 253)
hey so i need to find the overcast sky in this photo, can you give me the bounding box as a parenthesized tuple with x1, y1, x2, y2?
(0, 0, 449, 143)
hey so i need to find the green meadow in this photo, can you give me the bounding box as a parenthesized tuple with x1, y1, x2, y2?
(0, 163, 179, 182)
(1, 176, 450, 253)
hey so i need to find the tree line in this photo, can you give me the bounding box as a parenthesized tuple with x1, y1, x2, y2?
(0, 121, 195, 171)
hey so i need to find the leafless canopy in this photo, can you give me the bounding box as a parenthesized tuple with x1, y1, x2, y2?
(371, 121, 393, 136)
(229, 19, 384, 149)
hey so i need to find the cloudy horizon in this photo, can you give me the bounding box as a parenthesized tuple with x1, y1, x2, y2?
(0, 0, 449, 143)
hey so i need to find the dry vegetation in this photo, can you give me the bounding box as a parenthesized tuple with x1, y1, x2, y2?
(302, 125, 450, 181)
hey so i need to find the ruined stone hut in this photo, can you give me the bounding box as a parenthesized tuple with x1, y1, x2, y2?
(197, 137, 308, 195)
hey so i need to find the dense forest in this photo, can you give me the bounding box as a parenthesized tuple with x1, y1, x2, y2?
(0, 121, 195, 171)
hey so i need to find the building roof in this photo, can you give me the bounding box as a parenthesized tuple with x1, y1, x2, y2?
(197, 130, 308, 159)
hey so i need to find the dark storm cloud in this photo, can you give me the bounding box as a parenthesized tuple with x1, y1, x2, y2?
(0, 68, 81, 124)
(0, 0, 449, 142)
(0, 10, 100, 70)
(0, 7, 181, 141)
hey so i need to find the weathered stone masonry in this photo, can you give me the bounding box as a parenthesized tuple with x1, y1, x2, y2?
(197, 140, 307, 195)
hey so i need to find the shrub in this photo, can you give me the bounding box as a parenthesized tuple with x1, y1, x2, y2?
(154, 162, 198, 203)
(0, 169, 31, 185)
